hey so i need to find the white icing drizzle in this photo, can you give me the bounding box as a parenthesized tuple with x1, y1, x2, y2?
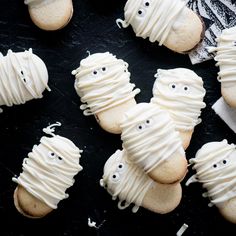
(120, 103, 184, 173)
(151, 68, 206, 131)
(100, 149, 154, 213)
(24, 0, 55, 8)
(186, 140, 236, 207)
(0, 49, 50, 110)
(116, 0, 186, 45)
(176, 223, 189, 236)
(72, 52, 140, 116)
(208, 26, 236, 83)
(12, 123, 83, 209)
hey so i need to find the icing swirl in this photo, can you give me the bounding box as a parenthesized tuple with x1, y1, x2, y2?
(72, 52, 140, 116)
(116, 0, 186, 45)
(120, 103, 184, 173)
(0, 49, 50, 111)
(186, 140, 236, 207)
(100, 149, 154, 213)
(151, 68, 206, 131)
(208, 26, 236, 84)
(13, 123, 83, 209)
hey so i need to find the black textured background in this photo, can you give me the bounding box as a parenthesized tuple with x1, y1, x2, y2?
(0, 0, 235, 235)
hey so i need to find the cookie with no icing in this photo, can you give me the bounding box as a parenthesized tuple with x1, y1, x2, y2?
(120, 102, 188, 184)
(0, 49, 50, 112)
(186, 140, 236, 224)
(13, 122, 83, 218)
(117, 0, 204, 53)
(72, 52, 140, 134)
(100, 149, 182, 214)
(151, 68, 206, 150)
(24, 0, 73, 31)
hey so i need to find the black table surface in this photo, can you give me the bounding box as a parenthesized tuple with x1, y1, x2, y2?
(0, 0, 235, 235)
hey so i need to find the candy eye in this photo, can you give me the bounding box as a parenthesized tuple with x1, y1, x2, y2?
(117, 163, 125, 172)
(101, 67, 107, 72)
(145, 118, 153, 126)
(48, 151, 57, 159)
(111, 172, 120, 182)
(222, 159, 228, 165)
(183, 85, 190, 92)
(212, 163, 218, 169)
(56, 156, 64, 163)
(137, 8, 146, 17)
(137, 123, 145, 131)
(143, 0, 150, 7)
(169, 83, 177, 90)
(92, 70, 99, 76)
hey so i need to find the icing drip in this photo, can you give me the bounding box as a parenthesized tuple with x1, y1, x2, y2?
(151, 68, 206, 131)
(12, 123, 83, 209)
(117, 0, 186, 45)
(120, 103, 184, 173)
(72, 52, 140, 116)
(208, 26, 236, 84)
(0, 49, 50, 110)
(186, 140, 236, 207)
(100, 149, 153, 213)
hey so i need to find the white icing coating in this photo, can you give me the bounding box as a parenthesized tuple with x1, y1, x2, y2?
(120, 103, 184, 173)
(186, 140, 236, 207)
(151, 68, 206, 131)
(116, 0, 186, 45)
(72, 52, 140, 116)
(12, 122, 83, 209)
(208, 26, 236, 84)
(24, 0, 55, 8)
(0, 49, 50, 111)
(100, 149, 154, 213)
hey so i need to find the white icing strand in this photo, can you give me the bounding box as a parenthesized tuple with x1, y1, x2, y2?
(100, 149, 153, 213)
(117, 0, 186, 45)
(43, 122, 62, 137)
(176, 223, 189, 236)
(88, 218, 98, 228)
(120, 103, 184, 173)
(72, 52, 140, 116)
(209, 26, 236, 83)
(0, 49, 50, 109)
(151, 68, 206, 131)
(12, 132, 83, 209)
(187, 140, 236, 206)
(24, 0, 56, 8)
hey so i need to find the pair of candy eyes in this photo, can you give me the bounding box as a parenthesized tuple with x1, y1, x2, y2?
(104, 163, 125, 187)
(92, 66, 128, 76)
(136, 119, 153, 131)
(169, 84, 190, 92)
(48, 151, 63, 162)
(137, 1, 150, 17)
(212, 159, 228, 169)
(20, 70, 27, 83)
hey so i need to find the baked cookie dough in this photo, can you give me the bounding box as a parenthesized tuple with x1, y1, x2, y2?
(151, 68, 206, 149)
(12, 122, 83, 218)
(100, 149, 182, 214)
(24, 0, 73, 31)
(72, 52, 140, 134)
(117, 0, 204, 53)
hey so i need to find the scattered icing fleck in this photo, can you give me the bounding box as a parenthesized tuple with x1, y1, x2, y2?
(88, 218, 97, 228)
(176, 223, 188, 236)
(43, 122, 61, 136)
(0, 108, 3, 113)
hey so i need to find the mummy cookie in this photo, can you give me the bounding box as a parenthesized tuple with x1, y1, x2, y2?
(0, 49, 50, 112)
(72, 52, 140, 134)
(24, 0, 73, 31)
(100, 149, 182, 214)
(151, 68, 206, 149)
(208, 26, 236, 108)
(186, 140, 236, 224)
(120, 103, 187, 184)
(116, 0, 204, 53)
(12, 122, 83, 218)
